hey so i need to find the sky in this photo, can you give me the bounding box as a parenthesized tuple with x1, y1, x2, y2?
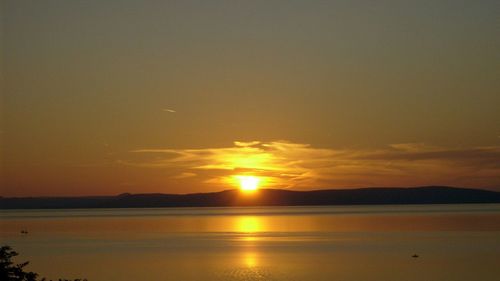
(1, 0, 499, 196)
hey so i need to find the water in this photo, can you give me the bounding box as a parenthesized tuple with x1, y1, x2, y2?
(1, 204, 500, 281)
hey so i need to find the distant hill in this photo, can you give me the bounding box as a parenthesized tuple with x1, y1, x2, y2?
(1, 186, 499, 209)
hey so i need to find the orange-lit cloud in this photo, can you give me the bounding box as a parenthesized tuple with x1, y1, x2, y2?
(127, 141, 500, 190)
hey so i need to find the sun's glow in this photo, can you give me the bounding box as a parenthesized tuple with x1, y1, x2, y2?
(242, 252, 258, 268)
(236, 175, 260, 191)
(237, 216, 262, 233)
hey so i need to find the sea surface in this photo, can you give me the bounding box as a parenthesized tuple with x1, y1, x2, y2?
(1, 204, 500, 281)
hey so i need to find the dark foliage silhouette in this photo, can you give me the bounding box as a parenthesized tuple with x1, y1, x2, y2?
(0, 246, 86, 281)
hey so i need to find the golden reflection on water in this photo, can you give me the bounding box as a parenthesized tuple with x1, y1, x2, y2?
(3, 212, 500, 239)
(242, 251, 258, 268)
(236, 216, 262, 234)
(2, 206, 500, 281)
(235, 216, 264, 242)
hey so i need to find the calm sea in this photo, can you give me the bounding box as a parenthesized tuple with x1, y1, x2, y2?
(1, 204, 500, 281)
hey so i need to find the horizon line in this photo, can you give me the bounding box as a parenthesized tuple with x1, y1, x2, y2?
(1, 185, 499, 199)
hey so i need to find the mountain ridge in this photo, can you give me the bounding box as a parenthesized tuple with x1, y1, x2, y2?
(1, 186, 499, 209)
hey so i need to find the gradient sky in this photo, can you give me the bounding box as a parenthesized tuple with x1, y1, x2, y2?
(1, 0, 499, 196)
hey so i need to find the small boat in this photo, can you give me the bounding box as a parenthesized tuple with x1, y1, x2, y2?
(20, 230, 28, 234)
(412, 254, 419, 258)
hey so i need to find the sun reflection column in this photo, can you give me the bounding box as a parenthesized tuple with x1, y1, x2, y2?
(243, 251, 258, 268)
(237, 216, 262, 239)
(235, 216, 264, 268)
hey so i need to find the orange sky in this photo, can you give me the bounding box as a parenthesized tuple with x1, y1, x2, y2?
(1, 1, 499, 196)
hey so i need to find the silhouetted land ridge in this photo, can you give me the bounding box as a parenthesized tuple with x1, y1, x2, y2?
(1, 186, 499, 209)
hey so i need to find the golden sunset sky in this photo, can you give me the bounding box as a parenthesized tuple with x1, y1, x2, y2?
(1, 1, 499, 196)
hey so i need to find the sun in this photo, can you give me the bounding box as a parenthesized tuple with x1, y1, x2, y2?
(236, 175, 260, 192)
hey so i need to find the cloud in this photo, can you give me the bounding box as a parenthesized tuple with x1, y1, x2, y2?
(234, 141, 261, 147)
(172, 172, 197, 179)
(126, 141, 500, 189)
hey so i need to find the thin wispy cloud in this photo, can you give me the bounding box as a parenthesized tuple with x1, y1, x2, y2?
(172, 172, 197, 179)
(127, 141, 500, 189)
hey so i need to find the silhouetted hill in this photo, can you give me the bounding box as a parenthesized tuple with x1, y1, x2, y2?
(1, 186, 499, 209)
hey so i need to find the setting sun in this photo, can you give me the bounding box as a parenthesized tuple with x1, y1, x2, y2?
(236, 176, 260, 191)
